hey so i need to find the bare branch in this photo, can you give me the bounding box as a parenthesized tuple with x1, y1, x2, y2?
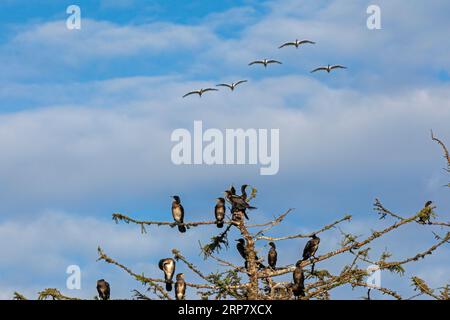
(431, 130, 450, 168)
(256, 215, 352, 241)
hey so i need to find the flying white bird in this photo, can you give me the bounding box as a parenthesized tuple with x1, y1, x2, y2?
(248, 59, 282, 68)
(182, 88, 219, 98)
(279, 39, 315, 49)
(216, 80, 248, 91)
(310, 64, 347, 73)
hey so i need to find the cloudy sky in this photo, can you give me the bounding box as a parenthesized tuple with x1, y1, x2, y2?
(0, 0, 449, 300)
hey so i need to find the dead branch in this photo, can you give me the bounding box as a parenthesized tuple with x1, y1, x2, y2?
(256, 215, 352, 241)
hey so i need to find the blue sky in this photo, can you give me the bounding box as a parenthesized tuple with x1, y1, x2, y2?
(0, 0, 449, 299)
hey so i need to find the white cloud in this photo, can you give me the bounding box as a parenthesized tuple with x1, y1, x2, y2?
(0, 75, 449, 214)
(0, 210, 214, 299)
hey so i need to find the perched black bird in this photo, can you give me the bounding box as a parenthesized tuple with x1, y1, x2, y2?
(224, 190, 256, 212)
(236, 239, 265, 269)
(236, 239, 247, 260)
(96, 279, 110, 300)
(225, 190, 251, 220)
(291, 283, 305, 299)
(229, 185, 237, 195)
(214, 197, 226, 228)
(172, 195, 186, 233)
(240, 184, 249, 202)
(159, 258, 176, 291)
(268, 242, 278, 269)
(175, 273, 186, 300)
(302, 234, 320, 260)
(293, 260, 305, 284)
(292, 260, 305, 299)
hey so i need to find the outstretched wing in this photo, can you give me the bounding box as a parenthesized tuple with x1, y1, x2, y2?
(248, 60, 263, 66)
(203, 88, 219, 93)
(216, 83, 233, 89)
(182, 91, 200, 98)
(299, 40, 315, 45)
(234, 80, 248, 87)
(278, 42, 296, 49)
(331, 65, 347, 70)
(267, 60, 282, 64)
(310, 67, 327, 73)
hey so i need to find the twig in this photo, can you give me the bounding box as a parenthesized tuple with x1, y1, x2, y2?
(256, 215, 351, 241)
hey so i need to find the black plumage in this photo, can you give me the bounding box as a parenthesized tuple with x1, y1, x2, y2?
(172, 195, 186, 233)
(96, 279, 110, 300)
(175, 273, 186, 300)
(214, 197, 226, 228)
(236, 239, 247, 260)
(240, 184, 249, 202)
(302, 234, 320, 260)
(224, 190, 255, 218)
(268, 242, 277, 269)
(292, 260, 305, 299)
(159, 258, 176, 291)
(236, 238, 265, 269)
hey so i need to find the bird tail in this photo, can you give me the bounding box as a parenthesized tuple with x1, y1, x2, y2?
(216, 221, 224, 228)
(247, 206, 257, 210)
(244, 212, 249, 220)
(299, 287, 305, 297)
(178, 224, 186, 233)
(166, 281, 173, 291)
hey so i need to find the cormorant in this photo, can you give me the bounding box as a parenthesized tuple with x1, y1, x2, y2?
(214, 197, 226, 228)
(182, 88, 218, 98)
(224, 190, 256, 212)
(268, 242, 277, 269)
(311, 64, 347, 73)
(175, 273, 186, 300)
(216, 80, 247, 91)
(292, 260, 305, 299)
(225, 190, 252, 220)
(236, 239, 247, 260)
(279, 39, 315, 49)
(291, 283, 305, 299)
(96, 279, 110, 300)
(172, 195, 186, 233)
(159, 258, 176, 291)
(248, 59, 282, 68)
(236, 239, 265, 269)
(240, 184, 249, 202)
(302, 234, 320, 260)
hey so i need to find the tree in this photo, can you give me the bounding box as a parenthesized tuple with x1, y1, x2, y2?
(14, 133, 450, 300)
